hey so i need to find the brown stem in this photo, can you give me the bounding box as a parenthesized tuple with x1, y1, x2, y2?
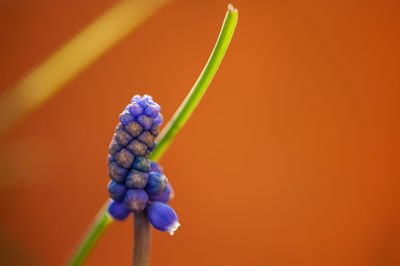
(132, 212, 151, 266)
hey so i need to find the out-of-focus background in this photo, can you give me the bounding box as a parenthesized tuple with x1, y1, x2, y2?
(0, 0, 399, 265)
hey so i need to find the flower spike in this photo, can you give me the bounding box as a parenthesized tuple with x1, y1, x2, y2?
(105, 95, 178, 234)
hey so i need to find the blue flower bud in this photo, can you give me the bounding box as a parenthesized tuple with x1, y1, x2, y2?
(137, 98, 149, 109)
(108, 180, 128, 201)
(149, 183, 174, 203)
(125, 121, 143, 137)
(127, 139, 147, 156)
(131, 95, 141, 102)
(153, 113, 163, 126)
(108, 200, 130, 221)
(128, 103, 143, 117)
(147, 142, 156, 152)
(109, 139, 122, 156)
(107, 154, 113, 166)
(150, 161, 163, 173)
(145, 172, 168, 195)
(144, 105, 159, 118)
(137, 131, 155, 147)
(119, 110, 135, 126)
(150, 124, 159, 137)
(144, 150, 152, 158)
(126, 169, 149, 189)
(115, 128, 133, 146)
(143, 94, 153, 103)
(137, 115, 153, 130)
(124, 189, 148, 213)
(147, 202, 180, 235)
(115, 148, 135, 169)
(115, 123, 123, 131)
(133, 156, 150, 172)
(109, 162, 128, 183)
(152, 102, 161, 112)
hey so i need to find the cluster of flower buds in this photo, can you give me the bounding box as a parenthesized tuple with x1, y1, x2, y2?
(107, 95, 179, 235)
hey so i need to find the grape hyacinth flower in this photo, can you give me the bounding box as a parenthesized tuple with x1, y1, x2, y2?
(106, 95, 180, 235)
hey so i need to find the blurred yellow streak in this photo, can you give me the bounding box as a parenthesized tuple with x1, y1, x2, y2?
(0, 0, 170, 135)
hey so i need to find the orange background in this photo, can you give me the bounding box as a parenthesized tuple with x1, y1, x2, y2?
(0, 0, 399, 265)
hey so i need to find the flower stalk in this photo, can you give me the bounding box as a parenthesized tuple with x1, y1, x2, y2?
(132, 212, 151, 266)
(67, 4, 238, 266)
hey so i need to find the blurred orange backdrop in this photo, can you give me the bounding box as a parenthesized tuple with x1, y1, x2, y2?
(0, 0, 399, 265)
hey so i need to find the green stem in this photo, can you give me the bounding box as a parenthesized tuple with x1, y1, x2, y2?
(67, 5, 238, 266)
(68, 201, 112, 266)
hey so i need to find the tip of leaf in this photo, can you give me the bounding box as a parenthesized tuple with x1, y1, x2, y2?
(228, 4, 238, 13)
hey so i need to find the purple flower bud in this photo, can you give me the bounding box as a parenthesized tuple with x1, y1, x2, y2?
(115, 123, 123, 131)
(137, 115, 153, 130)
(149, 183, 174, 203)
(109, 139, 123, 156)
(147, 202, 180, 235)
(150, 161, 163, 173)
(126, 169, 149, 189)
(119, 110, 135, 126)
(127, 139, 147, 156)
(128, 103, 143, 117)
(109, 162, 128, 183)
(150, 124, 159, 137)
(115, 128, 133, 146)
(133, 157, 150, 172)
(137, 98, 148, 109)
(124, 189, 148, 213)
(145, 172, 168, 195)
(108, 180, 128, 201)
(107, 154, 113, 166)
(144, 150, 152, 158)
(150, 142, 157, 152)
(137, 131, 155, 147)
(108, 200, 130, 221)
(125, 121, 143, 138)
(152, 103, 161, 112)
(153, 113, 163, 126)
(143, 95, 153, 103)
(131, 95, 141, 102)
(144, 105, 159, 118)
(115, 149, 135, 169)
